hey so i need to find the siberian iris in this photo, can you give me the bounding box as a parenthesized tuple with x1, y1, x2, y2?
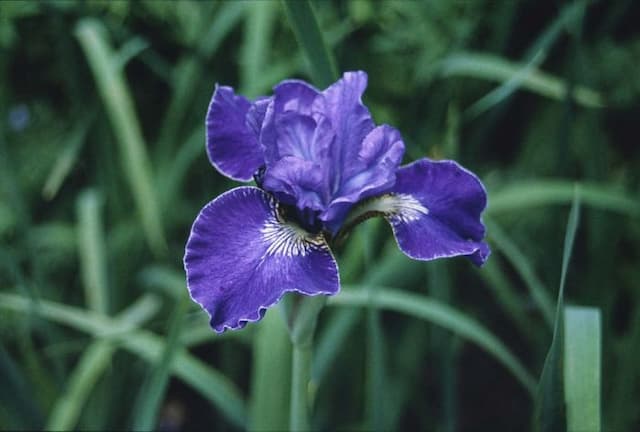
(184, 71, 489, 332)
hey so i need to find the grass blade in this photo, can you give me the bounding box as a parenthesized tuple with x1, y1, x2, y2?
(438, 52, 603, 108)
(240, 0, 278, 97)
(564, 306, 601, 432)
(0, 292, 247, 428)
(131, 293, 190, 431)
(535, 188, 581, 432)
(42, 112, 93, 200)
(488, 180, 640, 217)
(329, 286, 536, 395)
(250, 310, 292, 430)
(486, 218, 555, 327)
(76, 189, 108, 314)
(282, 0, 338, 88)
(75, 19, 166, 255)
(46, 295, 161, 430)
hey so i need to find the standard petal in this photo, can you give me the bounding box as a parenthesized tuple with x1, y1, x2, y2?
(206, 86, 265, 181)
(352, 159, 489, 265)
(321, 125, 405, 231)
(261, 80, 321, 163)
(184, 187, 339, 332)
(314, 71, 376, 191)
(262, 156, 326, 212)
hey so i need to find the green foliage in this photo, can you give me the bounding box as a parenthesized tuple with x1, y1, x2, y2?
(1, 1, 638, 430)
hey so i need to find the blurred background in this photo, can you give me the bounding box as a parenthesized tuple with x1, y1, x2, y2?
(1, 0, 639, 430)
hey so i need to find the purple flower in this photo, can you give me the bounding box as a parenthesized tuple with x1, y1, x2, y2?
(184, 71, 489, 332)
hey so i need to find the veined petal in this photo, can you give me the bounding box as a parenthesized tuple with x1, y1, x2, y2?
(206, 86, 265, 182)
(261, 80, 321, 163)
(314, 71, 376, 193)
(184, 187, 339, 332)
(321, 125, 404, 231)
(351, 159, 489, 265)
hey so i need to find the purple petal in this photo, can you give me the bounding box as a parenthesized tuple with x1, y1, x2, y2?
(262, 156, 326, 212)
(321, 125, 405, 230)
(364, 159, 489, 265)
(261, 113, 335, 210)
(261, 80, 321, 163)
(206, 86, 265, 182)
(314, 71, 376, 193)
(184, 187, 339, 332)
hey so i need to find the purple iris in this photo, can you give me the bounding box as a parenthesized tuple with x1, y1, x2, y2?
(184, 71, 489, 332)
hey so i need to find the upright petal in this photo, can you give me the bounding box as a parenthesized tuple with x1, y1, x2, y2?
(348, 159, 489, 265)
(261, 113, 335, 212)
(206, 86, 265, 181)
(184, 187, 339, 332)
(261, 80, 321, 164)
(314, 71, 376, 192)
(321, 125, 405, 230)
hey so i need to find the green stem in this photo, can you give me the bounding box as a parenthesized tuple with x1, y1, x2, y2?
(290, 344, 312, 431)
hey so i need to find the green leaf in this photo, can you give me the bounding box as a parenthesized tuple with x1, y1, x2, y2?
(131, 293, 190, 431)
(486, 218, 555, 327)
(46, 295, 161, 430)
(329, 286, 536, 395)
(564, 306, 601, 432)
(250, 310, 292, 431)
(76, 189, 109, 315)
(488, 180, 640, 217)
(282, 0, 338, 88)
(75, 19, 166, 255)
(0, 292, 247, 428)
(535, 188, 581, 432)
(438, 52, 603, 108)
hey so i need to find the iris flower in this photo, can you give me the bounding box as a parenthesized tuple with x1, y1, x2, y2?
(184, 71, 489, 332)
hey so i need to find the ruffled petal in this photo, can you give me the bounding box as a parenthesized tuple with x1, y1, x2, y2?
(184, 187, 339, 332)
(314, 71, 376, 192)
(261, 80, 321, 164)
(206, 86, 265, 181)
(351, 159, 489, 265)
(321, 125, 404, 231)
(262, 156, 326, 212)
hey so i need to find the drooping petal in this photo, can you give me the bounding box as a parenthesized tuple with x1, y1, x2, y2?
(184, 187, 339, 332)
(321, 125, 405, 231)
(351, 159, 489, 265)
(206, 86, 265, 181)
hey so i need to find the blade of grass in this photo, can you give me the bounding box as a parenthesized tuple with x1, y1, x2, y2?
(42, 111, 94, 200)
(240, 0, 277, 98)
(76, 189, 108, 315)
(563, 306, 601, 432)
(282, 0, 338, 88)
(465, 2, 586, 118)
(488, 180, 640, 217)
(250, 310, 292, 431)
(46, 295, 160, 430)
(131, 293, 190, 430)
(75, 19, 166, 255)
(535, 188, 581, 432)
(438, 52, 603, 108)
(0, 292, 247, 428)
(486, 218, 555, 327)
(156, 1, 246, 163)
(329, 286, 536, 395)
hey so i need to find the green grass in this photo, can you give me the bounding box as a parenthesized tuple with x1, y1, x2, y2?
(1, 1, 638, 430)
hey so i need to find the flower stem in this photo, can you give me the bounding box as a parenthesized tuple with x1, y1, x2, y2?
(290, 343, 312, 431)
